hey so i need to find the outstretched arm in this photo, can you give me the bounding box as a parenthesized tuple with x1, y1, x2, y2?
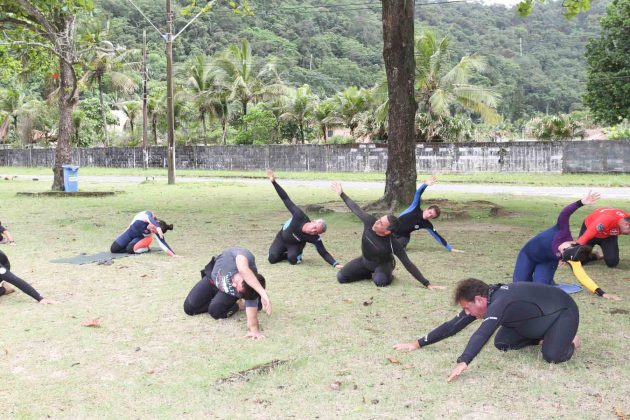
(399, 176, 436, 217)
(236, 255, 272, 315)
(392, 240, 436, 288)
(153, 234, 176, 256)
(0, 268, 42, 302)
(312, 239, 340, 267)
(2, 229, 16, 245)
(394, 310, 475, 351)
(331, 182, 373, 224)
(268, 169, 304, 217)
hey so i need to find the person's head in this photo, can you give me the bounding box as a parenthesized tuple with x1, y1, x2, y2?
(422, 205, 441, 220)
(372, 214, 399, 236)
(237, 273, 266, 300)
(302, 219, 327, 235)
(159, 220, 174, 233)
(620, 217, 630, 235)
(561, 244, 593, 264)
(454, 278, 490, 319)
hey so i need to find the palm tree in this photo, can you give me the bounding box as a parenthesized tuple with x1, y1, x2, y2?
(332, 86, 371, 137)
(182, 55, 214, 145)
(119, 100, 141, 138)
(79, 19, 139, 145)
(280, 84, 315, 143)
(0, 87, 29, 141)
(214, 39, 284, 116)
(310, 99, 336, 143)
(414, 30, 501, 141)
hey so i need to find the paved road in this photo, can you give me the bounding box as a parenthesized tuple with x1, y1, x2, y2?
(5, 173, 630, 199)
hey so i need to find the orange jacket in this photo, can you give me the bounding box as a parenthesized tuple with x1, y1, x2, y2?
(577, 208, 629, 245)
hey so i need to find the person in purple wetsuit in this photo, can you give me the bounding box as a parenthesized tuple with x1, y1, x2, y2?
(512, 191, 619, 300)
(110, 211, 176, 256)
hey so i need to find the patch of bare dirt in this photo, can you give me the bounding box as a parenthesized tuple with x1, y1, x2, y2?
(215, 359, 289, 385)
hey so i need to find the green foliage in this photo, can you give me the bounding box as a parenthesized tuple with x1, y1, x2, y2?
(327, 135, 354, 144)
(73, 97, 116, 147)
(583, 0, 630, 125)
(526, 114, 585, 140)
(233, 106, 277, 144)
(605, 120, 630, 140)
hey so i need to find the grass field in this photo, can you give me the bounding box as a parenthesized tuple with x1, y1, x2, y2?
(0, 174, 629, 419)
(2, 166, 630, 186)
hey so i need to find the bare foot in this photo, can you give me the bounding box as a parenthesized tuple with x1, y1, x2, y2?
(572, 336, 581, 350)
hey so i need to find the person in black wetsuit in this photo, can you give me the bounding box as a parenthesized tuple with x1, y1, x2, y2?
(394, 278, 580, 382)
(183, 247, 271, 339)
(267, 170, 343, 269)
(394, 176, 464, 252)
(0, 250, 57, 304)
(331, 182, 444, 289)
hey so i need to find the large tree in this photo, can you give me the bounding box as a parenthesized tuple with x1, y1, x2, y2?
(583, 0, 630, 125)
(379, 0, 417, 209)
(0, 0, 93, 190)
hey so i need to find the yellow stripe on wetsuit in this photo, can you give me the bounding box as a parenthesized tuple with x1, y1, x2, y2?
(567, 260, 600, 294)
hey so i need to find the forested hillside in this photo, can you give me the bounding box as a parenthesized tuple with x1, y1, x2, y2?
(99, 0, 607, 119)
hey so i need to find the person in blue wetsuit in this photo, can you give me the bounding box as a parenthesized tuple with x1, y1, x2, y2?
(512, 191, 619, 300)
(394, 176, 463, 252)
(394, 279, 581, 382)
(110, 211, 176, 256)
(0, 250, 57, 304)
(267, 170, 343, 269)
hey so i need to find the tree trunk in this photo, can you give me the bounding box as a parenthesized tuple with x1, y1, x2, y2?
(152, 115, 158, 145)
(52, 54, 78, 191)
(98, 74, 108, 146)
(379, 0, 417, 209)
(322, 124, 327, 143)
(201, 111, 208, 145)
(221, 117, 228, 145)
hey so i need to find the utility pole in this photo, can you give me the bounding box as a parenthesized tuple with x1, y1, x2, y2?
(142, 29, 149, 169)
(519, 37, 523, 57)
(165, 0, 176, 184)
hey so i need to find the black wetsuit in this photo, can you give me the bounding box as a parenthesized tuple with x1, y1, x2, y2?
(267, 180, 338, 267)
(394, 183, 451, 250)
(0, 250, 42, 301)
(418, 282, 579, 364)
(336, 192, 430, 287)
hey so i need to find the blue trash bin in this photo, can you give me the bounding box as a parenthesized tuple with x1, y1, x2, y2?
(62, 165, 79, 192)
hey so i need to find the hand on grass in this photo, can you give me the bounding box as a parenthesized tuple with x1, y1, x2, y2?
(39, 298, 59, 305)
(451, 248, 465, 253)
(393, 341, 420, 351)
(427, 284, 445, 290)
(335, 264, 344, 270)
(447, 362, 468, 382)
(245, 331, 266, 340)
(602, 293, 621, 301)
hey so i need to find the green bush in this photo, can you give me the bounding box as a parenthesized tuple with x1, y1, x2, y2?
(233, 107, 277, 145)
(605, 120, 630, 140)
(327, 135, 354, 144)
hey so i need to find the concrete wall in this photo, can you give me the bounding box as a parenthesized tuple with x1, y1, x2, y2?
(0, 140, 628, 173)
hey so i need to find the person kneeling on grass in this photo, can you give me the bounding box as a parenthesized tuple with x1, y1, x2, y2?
(267, 169, 343, 269)
(110, 210, 176, 257)
(183, 247, 271, 339)
(331, 182, 444, 290)
(394, 278, 580, 382)
(0, 250, 57, 304)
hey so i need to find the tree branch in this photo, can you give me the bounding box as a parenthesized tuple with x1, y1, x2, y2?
(14, 0, 57, 37)
(0, 16, 42, 34)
